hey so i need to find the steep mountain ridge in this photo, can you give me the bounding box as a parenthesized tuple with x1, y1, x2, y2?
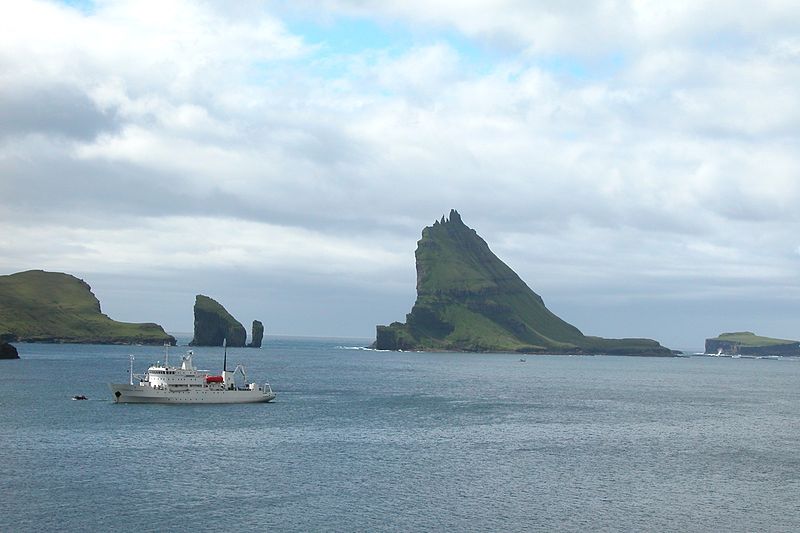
(376, 210, 671, 356)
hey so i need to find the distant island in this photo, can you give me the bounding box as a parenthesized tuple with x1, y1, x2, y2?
(375, 210, 673, 356)
(189, 294, 263, 348)
(0, 270, 175, 345)
(705, 332, 800, 356)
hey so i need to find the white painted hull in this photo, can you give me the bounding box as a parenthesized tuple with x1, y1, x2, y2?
(109, 383, 276, 404)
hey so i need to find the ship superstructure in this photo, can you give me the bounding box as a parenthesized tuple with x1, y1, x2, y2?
(109, 346, 275, 404)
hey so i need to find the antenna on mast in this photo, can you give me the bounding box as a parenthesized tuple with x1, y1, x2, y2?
(223, 338, 227, 372)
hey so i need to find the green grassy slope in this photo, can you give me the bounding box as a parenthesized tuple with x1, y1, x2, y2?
(0, 270, 175, 344)
(705, 331, 800, 356)
(710, 332, 797, 347)
(376, 210, 672, 356)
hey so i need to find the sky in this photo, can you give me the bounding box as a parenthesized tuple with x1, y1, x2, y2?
(2, 0, 800, 350)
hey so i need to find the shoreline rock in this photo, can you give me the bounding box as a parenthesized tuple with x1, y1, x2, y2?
(0, 341, 19, 359)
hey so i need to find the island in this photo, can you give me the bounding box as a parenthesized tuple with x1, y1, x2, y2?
(705, 332, 800, 356)
(0, 270, 175, 345)
(375, 210, 672, 356)
(189, 294, 248, 347)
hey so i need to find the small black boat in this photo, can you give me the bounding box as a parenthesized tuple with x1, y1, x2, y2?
(72, 395, 88, 401)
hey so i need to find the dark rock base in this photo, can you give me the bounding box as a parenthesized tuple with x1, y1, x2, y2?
(0, 342, 20, 359)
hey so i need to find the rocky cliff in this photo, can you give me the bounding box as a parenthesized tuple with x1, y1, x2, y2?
(189, 295, 247, 347)
(0, 270, 175, 345)
(0, 341, 19, 359)
(248, 320, 264, 348)
(705, 332, 800, 356)
(375, 210, 672, 356)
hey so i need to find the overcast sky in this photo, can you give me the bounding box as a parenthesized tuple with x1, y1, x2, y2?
(2, 0, 800, 350)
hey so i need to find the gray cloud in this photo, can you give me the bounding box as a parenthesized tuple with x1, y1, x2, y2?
(1, 0, 799, 350)
(0, 84, 118, 140)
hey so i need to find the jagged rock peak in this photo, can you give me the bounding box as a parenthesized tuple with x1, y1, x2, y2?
(433, 209, 464, 227)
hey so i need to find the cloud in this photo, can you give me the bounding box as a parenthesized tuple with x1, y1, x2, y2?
(1, 0, 799, 347)
(0, 214, 415, 310)
(0, 0, 308, 88)
(0, 84, 118, 140)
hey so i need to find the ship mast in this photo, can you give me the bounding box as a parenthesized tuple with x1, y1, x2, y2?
(164, 342, 170, 367)
(129, 355, 135, 385)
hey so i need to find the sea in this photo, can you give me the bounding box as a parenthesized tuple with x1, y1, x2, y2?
(1, 337, 799, 533)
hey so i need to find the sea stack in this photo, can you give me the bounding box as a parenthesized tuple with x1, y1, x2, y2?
(189, 295, 247, 347)
(375, 210, 672, 356)
(248, 320, 264, 348)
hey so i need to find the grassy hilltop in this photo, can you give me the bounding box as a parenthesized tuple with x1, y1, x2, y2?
(0, 270, 175, 345)
(705, 331, 800, 356)
(376, 210, 671, 356)
(710, 332, 795, 346)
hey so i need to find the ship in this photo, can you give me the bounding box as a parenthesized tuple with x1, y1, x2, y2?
(109, 345, 276, 404)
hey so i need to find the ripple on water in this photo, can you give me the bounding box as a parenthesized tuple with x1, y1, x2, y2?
(1, 343, 799, 532)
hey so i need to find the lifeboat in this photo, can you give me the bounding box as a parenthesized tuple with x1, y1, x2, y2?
(205, 375, 224, 383)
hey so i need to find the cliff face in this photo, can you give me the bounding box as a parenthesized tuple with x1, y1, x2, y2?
(189, 295, 247, 347)
(375, 210, 672, 356)
(705, 332, 800, 356)
(0, 341, 19, 359)
(0, 270, 175, 345)
(248, 320, 264, 348)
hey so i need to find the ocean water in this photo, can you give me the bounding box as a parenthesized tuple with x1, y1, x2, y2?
(1, 338, 799, 532)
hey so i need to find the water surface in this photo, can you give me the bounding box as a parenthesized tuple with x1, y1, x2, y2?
(2, 338, 798, 532)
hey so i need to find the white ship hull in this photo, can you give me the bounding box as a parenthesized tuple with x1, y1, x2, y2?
(109, 383, 276, 404)
(110, 349, 276, 404)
